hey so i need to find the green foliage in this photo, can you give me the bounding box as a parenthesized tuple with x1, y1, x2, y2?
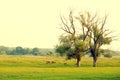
(46, 51, 56, 56)
(0, 46, 56, 56)
(92, 25, 112, 46)
(66, 48, 76, 59)
(0, 46, 9, 55)
(103, 37, 112, 44)
(104, 53, 112, 58)
(56, 34, 88, 59)
(55, 44, 70, 56)
(59, 35, 74, 46)
(31, 48, 41, 55)
(74, 40, 88, 51)
(98, 49, 113, 58)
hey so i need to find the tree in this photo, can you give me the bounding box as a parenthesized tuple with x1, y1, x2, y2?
(31, 48, 41, 55)
(56, 11, 88, 67)
(10, 46, 26, 55)
(10, 46, 31, 55)
(15, 46, 24, 54)
(0, 46, 9, 55)
(76, 12, 112, 67)
(101, 49, 112, 58)
(56, 35, 71, 56)
(23, 48, 31, 55)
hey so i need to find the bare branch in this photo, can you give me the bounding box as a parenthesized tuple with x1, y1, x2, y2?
(100, 15, 107, 30)
(60, 16, 72, 34)
(69, 11, 75, 35)
(90, 13, 97, 22)
(60, 11, 76, 36)
(60, 27, 72, 34)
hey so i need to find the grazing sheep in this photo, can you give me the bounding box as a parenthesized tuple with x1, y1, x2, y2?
(51, 61, 56, 64)
(46, 61, 50, 64)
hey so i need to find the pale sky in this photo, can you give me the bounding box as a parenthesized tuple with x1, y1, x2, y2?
(0, 0, 120, 51)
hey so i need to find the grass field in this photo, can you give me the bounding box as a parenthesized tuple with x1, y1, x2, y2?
(0, 55, 120, 80)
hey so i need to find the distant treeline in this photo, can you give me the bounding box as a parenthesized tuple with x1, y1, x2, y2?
(0, 46, 56, 56)
(0, 46, 119, 57)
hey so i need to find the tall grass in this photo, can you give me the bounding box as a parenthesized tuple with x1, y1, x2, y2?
(0, 55, 119, 67)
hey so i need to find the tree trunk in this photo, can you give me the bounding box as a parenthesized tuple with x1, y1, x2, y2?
(76, 57, 81, 67)
(93, 57, 97, 67)
(90, 49, 98, 67)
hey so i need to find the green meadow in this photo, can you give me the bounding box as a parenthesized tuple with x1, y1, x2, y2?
(0, 55, 120, 80)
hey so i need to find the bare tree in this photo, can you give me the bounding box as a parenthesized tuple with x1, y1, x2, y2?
(56, 11, 87, 67)
(76, 12, 112, 67)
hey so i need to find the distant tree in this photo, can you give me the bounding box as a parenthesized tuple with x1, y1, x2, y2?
(23, 48, 31, 55)
(46, 51, 55, 56)
(104, 53, 112, 58)
(101, 49, 112, 58)
(31, 48, 41, 55)
(10, 46, 30, 55)
(0, 46, 9, 55)
(10, 49, 16, 55)
(15, 46, 24, 54)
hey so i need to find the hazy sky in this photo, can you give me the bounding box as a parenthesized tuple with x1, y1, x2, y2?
(0, 0, 120, 51)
